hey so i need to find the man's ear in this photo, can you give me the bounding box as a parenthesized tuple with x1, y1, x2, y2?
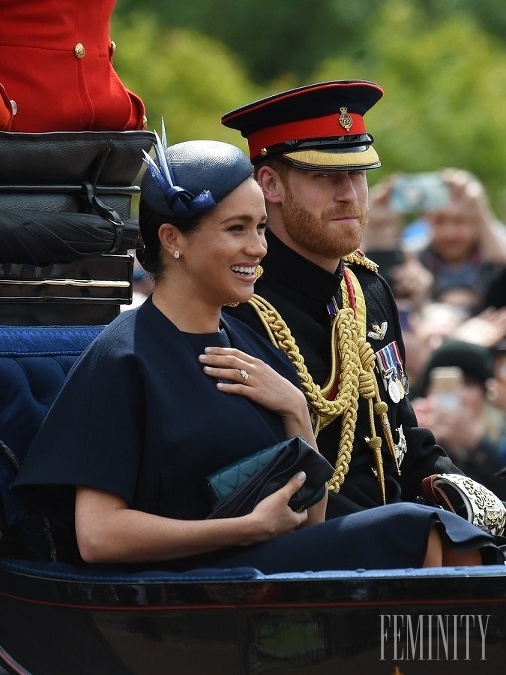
(158, 223, 181, 257)
(256, 166, 285, 204)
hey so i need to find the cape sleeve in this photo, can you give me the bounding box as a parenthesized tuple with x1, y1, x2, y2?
(14, 327, 145, 505)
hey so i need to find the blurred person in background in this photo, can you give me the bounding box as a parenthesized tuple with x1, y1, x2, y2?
(364, 170, 506, 392)
(418, 169, 506, 306)
(365, 169, 506, 311)
(486, 341, 506, 469)
(401, 301, 506, 395)
(401, 301, 467, 393)
(411, 339, 506, 499)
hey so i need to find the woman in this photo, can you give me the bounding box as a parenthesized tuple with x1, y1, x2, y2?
(14, 129, 502, 572)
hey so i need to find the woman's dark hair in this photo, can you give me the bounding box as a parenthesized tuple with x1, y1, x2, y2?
(137, 197, 204, 276)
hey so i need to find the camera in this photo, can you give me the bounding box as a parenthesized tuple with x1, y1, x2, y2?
(390, 172, 450, 213)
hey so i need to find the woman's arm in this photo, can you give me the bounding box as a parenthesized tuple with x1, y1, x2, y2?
(75, 474, 309, 564)
(198, 346, 327, 525)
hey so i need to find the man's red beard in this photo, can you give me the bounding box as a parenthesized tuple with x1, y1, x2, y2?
(281, 188, 368, 259)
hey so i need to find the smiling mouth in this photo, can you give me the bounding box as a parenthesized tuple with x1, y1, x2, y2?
(231, 265, 256, 276)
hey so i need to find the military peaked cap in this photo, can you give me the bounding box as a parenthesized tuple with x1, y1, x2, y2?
(221, 80, 383, 171)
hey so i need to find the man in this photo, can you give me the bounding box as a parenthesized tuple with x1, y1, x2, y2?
(221, 80, 505, 533)
(418, 168, 506, 304)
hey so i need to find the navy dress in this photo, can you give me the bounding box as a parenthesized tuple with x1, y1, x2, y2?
(14, 298, 502, 571)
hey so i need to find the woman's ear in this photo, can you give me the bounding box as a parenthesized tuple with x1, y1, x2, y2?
(256, 166, 285, 205)
(158, 223, 182, 258)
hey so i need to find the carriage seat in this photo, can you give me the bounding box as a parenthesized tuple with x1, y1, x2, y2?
(0, 325, 104, 464)
(0, 324, 104, 552)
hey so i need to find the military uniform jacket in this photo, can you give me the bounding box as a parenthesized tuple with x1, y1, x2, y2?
(0, 0, 145, 132)
(226, 232, 460, 518)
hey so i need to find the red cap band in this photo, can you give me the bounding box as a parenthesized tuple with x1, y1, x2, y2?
(247, 112, 366, 159)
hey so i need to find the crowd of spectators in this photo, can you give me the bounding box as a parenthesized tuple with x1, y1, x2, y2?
(363, 168, 506, 495)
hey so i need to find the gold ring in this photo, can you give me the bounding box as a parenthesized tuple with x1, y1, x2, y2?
(239, 369, 249, 385)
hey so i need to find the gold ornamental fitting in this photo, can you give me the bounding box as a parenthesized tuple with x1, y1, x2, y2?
(338, 106, 353, 132)
(74, 43, 86, 59)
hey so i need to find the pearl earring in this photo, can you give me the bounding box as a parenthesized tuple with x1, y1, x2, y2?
(173, 250, 180, 259)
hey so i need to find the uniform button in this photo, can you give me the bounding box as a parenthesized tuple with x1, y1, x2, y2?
(110, 40, 116, 55)
(10, 100, 17, 115)
(74, 43, 86, 59)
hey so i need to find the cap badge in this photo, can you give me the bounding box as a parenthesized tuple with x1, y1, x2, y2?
(338, 107, 353, 132)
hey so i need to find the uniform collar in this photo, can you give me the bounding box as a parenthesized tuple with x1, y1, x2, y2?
(262, 230, 343, 302)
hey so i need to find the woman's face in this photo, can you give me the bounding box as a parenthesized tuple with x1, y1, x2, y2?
(179, 178, 268, 307)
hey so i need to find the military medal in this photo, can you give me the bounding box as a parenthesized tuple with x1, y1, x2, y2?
(388, 378, 401, 403)
(376, 342, 406, 402)
(391, 341, 409, 397)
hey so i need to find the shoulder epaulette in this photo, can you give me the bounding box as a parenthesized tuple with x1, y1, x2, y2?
(342, 249, 378, 274)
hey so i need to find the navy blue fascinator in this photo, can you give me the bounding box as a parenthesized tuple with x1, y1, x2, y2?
(141, 122, 253, 220)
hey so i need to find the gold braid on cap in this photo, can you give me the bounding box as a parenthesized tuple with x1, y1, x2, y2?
(248, 254, 398, 501)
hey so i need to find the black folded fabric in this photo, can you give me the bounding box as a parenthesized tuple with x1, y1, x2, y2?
(0, 211, 139, 264)
(205, 436, 334, 519)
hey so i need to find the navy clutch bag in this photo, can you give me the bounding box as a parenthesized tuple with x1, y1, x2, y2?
(204, 436, 333, 519)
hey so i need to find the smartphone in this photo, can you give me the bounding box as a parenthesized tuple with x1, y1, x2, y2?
(390, 173, 450, 213)
(428, 366, 463, 409)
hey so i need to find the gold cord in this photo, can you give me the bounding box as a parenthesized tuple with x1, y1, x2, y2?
(249, 254, 397, 501)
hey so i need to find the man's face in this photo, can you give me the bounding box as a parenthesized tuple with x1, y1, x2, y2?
(276, 167, 369, 269)
(426, 205, 478, 263)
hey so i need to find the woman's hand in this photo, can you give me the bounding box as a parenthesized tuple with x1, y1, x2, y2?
(242, 472, 310, 542)
(199, 346, 314, 441)
(199, 346, 302, 414)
